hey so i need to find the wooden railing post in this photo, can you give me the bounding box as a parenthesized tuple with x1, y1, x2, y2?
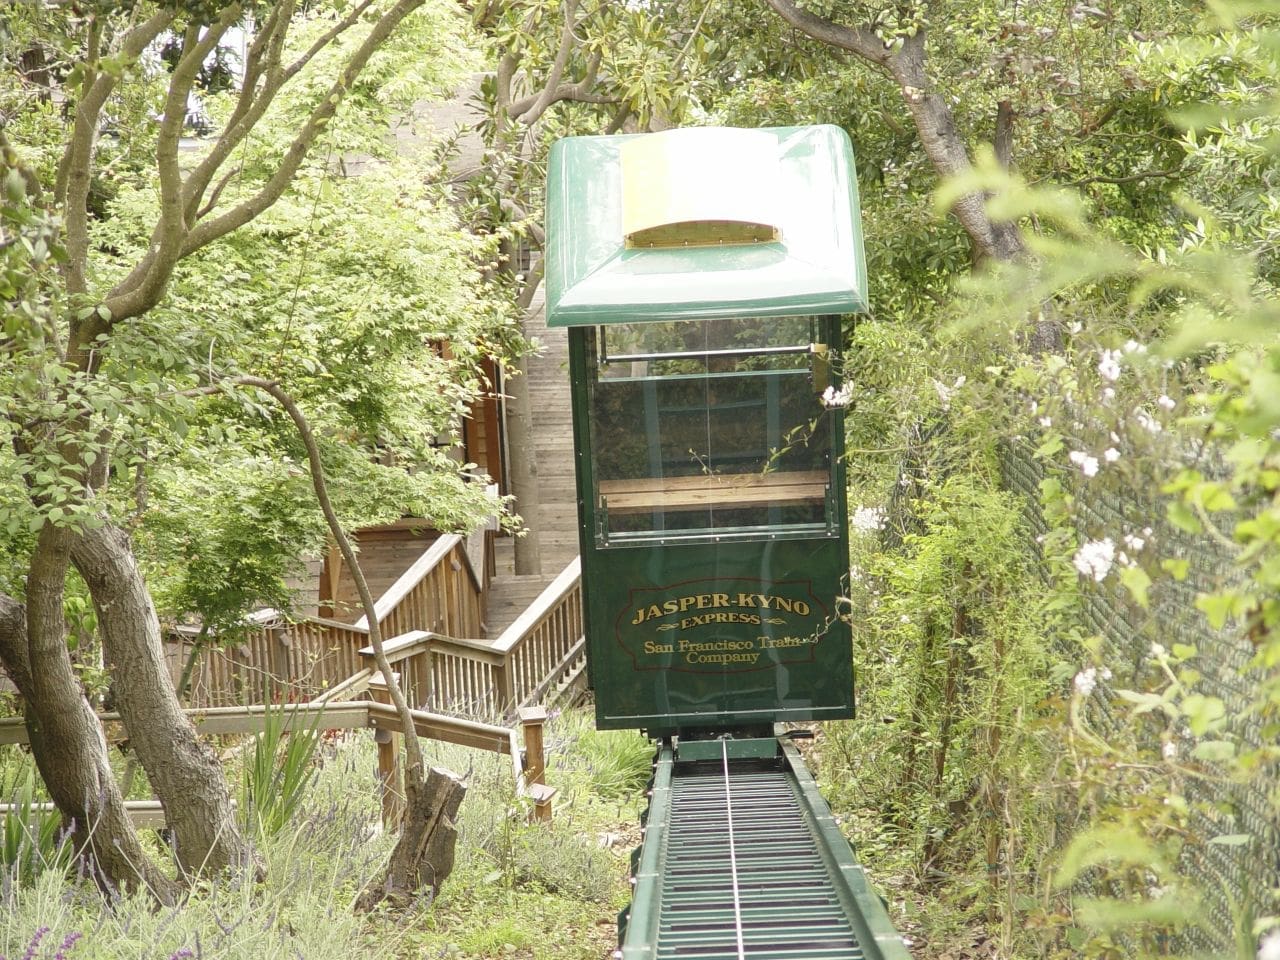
(496, 659, 515, 717)
(519, 705, 552, 823)
(369, 674, 404, 829)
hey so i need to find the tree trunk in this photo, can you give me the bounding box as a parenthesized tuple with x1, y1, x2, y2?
(72, 521, 261, 880)
(0, 539, 178, 902)
(355, 765, 466, 912)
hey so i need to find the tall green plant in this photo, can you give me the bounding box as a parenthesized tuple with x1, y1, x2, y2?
(1, 769, 71, 888)
(240, 708, 322, 839)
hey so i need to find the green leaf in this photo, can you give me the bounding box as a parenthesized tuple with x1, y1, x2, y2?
(1206, 833, 1251, 846)
(1116, 689, 1167, 715)
(1034, 434, 1064, 459)
(1181, 693, 1226, 735)
(1055, 825, 1166, 887)
(1074, 893, 1199, 931)
(1162, 558, 1190, 581)
(1120, 566, 1152, 608)
(1191, 740, 1236, 762)
(1195, 590, 1247, 630)
(1167, 501, 1203, 534)
(1197, 482, 1236, 512)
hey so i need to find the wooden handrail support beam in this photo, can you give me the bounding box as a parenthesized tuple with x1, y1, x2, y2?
(524, 636, 587, 709)
(310, 667, 374, 705)
(0, 800, 189, 831)
(0, 700, 550, 824)
(0, 701, 509, 746)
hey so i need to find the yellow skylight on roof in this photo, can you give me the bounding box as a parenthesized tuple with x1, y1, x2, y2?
(621, 127, 782, 248)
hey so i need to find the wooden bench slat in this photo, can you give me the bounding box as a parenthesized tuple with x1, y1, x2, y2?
(599, 471, 827, 513)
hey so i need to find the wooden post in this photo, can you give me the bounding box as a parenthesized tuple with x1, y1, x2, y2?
(411, 648, 430, 712)
(519, 705, 552, 822)
(369, 673, 404, 829)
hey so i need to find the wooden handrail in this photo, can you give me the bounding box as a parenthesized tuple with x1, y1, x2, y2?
(0, 699, 550, 827)
(492, 556, 581, 654)
(354, 534, 461, 630)
(358, 630, 431, 662)
(310, 667, 374, 705)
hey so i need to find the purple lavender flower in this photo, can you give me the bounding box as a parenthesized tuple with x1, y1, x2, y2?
(52, 932, 82, 960)
(21, 928, 50, 960)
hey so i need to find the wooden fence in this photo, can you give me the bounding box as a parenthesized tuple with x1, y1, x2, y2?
(423, 558, 585, 718)
(0, 699, 554, 827)
(170, 534, 586, 726)
(173, 532, 491, 708)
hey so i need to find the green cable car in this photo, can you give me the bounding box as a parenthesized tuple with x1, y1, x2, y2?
(547, 124, 868, 736)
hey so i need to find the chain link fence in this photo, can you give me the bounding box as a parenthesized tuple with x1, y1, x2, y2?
(998, 439, 1278, 956)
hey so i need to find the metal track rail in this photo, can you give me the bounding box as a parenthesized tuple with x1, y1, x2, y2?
(620, 739, 910, 960)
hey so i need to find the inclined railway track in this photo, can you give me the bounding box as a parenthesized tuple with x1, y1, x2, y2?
(619, 739, 910, 960)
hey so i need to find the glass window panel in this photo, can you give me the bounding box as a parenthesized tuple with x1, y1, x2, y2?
(587, 318, 833, 543)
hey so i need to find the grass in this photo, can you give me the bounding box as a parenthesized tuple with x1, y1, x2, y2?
(0, 706, 652, 960)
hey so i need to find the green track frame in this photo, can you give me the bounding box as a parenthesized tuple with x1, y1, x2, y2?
(619, 737, 910, 960)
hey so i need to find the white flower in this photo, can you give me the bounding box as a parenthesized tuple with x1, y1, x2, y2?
(1073, 538, 1115, 581)
(1135, 410, 1164, 433)
(1123, 339, 1147, 354)
(1098, 349, 1122, 382)
(899, 614, 910, 624)
(1069, 321, 1083, 334)
(1162, 740, 1178, 761)
(1258, 931, 1280, 960)
(1123, 533, 1146, 552)
(1111, 431, 1121, 443)
(822, 383, 854, 408)
(1074, 667, 1098, 697)
(1102, 387, 1116, 402)
(1151, 642, 1167, 658)
(1038, 416, 1053, 428)
(851, 505, 886, 533)
(1158, 394, 1176, 411)
(1104, 447, 1120, 463)
(1069, 450, 1099, 477)
(1101, 667, 1113, 680)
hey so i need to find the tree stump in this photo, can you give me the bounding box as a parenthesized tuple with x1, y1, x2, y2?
(355, 766, 466, 913)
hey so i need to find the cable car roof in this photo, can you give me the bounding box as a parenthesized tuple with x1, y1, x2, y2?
(545, 124, 867, 327)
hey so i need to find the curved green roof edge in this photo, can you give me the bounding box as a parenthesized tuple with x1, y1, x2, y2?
(545, 125, 868, 327)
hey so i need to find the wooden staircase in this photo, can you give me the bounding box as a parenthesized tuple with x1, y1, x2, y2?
(166, 295, 588, 721)
(487, 290, 582, 645)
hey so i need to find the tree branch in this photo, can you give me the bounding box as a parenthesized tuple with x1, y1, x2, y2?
(994, 100, 1014, 170)
(0, 592, 33, 694)
(72, 10, 238, 360)
(516, 255, 545, 315)
(1069, 168, 1184, 187)
(183, 0, 377, 225)
(174, 0, 426, 262)
(57, 11, 172, 293)
(233, 377, 427, 779)
(760, 0, 891, 67)
(181, 0, 295, 224)
(508, 0, 580, 124)
(101, 0, 424, 330)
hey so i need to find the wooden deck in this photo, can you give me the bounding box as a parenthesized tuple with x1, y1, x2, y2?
(489, 293, 582, 634)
